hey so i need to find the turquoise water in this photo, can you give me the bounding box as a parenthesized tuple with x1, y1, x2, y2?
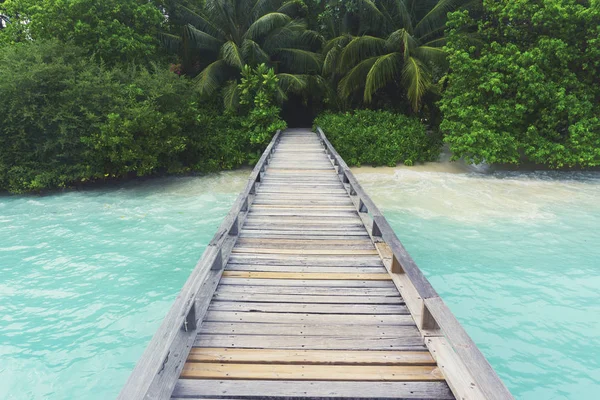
(0, 173, 247, 400)
(1, 166, 599, 399)
(354, 167, 600, 400)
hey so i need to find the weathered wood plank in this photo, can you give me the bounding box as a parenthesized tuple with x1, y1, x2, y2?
(208, 301, 407, 314)
(203, 311, 416, 325)
(227, 254, 384, 265)
(172, 379, 455, 399)
(211, 292, 402, 304)
(424, 297, 513, 400)
(231, 248, 379, 255)
(194, 335, 425, 350)
(218, 277, 395, 287)
(215, 284, 400, 296)
(199, 322, 418, 337)
(180, 362, 443, 381)
(224, 265, 387, 273)
(221, 271, 391, 280)
(187, 348, 435, 365)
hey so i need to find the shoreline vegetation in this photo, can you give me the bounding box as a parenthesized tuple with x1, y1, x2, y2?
(1, 0, 599, 194)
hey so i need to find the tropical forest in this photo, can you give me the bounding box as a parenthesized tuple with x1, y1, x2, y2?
(1, 0, 599, 193)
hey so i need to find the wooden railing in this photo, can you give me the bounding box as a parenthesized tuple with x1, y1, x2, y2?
(316, 127, 513, 400)
(117, 130, 282, 400)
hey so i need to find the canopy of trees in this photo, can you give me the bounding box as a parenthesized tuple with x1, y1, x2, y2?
(0, 0, 599, 192)
(439, 0, 600, 168)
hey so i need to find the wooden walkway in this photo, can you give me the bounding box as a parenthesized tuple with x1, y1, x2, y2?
(119, 129, 513, 400)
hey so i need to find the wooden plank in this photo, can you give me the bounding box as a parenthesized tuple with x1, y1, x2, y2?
(238, 232, 371, 240)
(199, 322, 417, 337)
(226, 257, 384, 267)
(231, 248, 379, 255)
(426, 337, 487, 400)
(218, 277, 395, 287)
(211, 292, 402, 304)
(215, 284, 400, 296)
(224, 265, 387, 273)
(235, 237, 375, 246)
(172, 379, 454, 399)
(194, 335, 425, 350)
(203, 311, 416, 325)
(424, 297, 514, 399)
(180, 362, 443, 381)
(221, 271, 391, 280)
(187, 348, 435, 365)
(208, 301, 407, 314)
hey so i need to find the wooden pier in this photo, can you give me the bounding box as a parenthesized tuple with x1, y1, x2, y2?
(119, 129, 513, 400)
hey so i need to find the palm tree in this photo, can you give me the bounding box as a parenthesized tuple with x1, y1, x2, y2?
(323, 0, 472, 112)
(163, 0, 323, 108)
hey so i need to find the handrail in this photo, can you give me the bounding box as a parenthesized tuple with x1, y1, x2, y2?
(316, 127, 513, 400)
(117, 130, 281, 400)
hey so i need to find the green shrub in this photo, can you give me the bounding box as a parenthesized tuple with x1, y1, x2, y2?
(0, 40, 256, 193)
(238, 64, 287, 147)
(313, 110, 441, 167)
(440, 3, 600, 168)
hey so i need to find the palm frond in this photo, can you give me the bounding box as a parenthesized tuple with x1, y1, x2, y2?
(241, 39, 270, 65)
(245, 12, 291, 40)
(385, 29, 417, 59)
(194, 59, 229, 96)
(159, 32, 182, 53)
(184, 24, 223, 52)
(251, 0, 283, 20)
(364, 52, 402, 102)
(338, 56, 379, 98)
(262, 19, 308, 53)
(275, 48, 323, 73)
(402, 56, 432, 112)
(221, 41, 244, 69)
(381, 0, 413, 31)
(223, 80, 240, 111)
(354, 0, 385, 29)
(278, 0, 308, 17)
(339, 36, 386, 72)
(176, 4, 225, 40)
(323, 35, 351, 55)
(277, 73, 310, 93)
(413, 45, 447, 67)
(323, 45, 341, 76)
(413, 0, 470, 37)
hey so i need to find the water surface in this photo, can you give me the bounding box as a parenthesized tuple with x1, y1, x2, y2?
(0, 173, 247, 400)
(1, 164, 599, 399)
(354, 164, 600, 400)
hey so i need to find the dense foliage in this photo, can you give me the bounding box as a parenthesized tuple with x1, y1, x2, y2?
(163, 0, 323, 108)
(0, 0, 165, 64)
(0, 41, 255, 193)
(314, 110, 441, 166)
(1, 0, 599, 192)
(440, 1, 600, 167)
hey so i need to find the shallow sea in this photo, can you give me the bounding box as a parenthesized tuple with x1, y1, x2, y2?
(1, 164, 599, 399)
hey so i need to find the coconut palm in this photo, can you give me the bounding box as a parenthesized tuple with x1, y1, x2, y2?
(163, 0, 323, 108)
(323, 0, 472, 112)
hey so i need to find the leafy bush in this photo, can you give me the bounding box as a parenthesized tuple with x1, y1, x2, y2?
(440, 3, 600, 168)
(0, 40, 257, 193)
(238, 64, 287, 147)
(314, 110, 441, 167)
(0, 0, 164, 65)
